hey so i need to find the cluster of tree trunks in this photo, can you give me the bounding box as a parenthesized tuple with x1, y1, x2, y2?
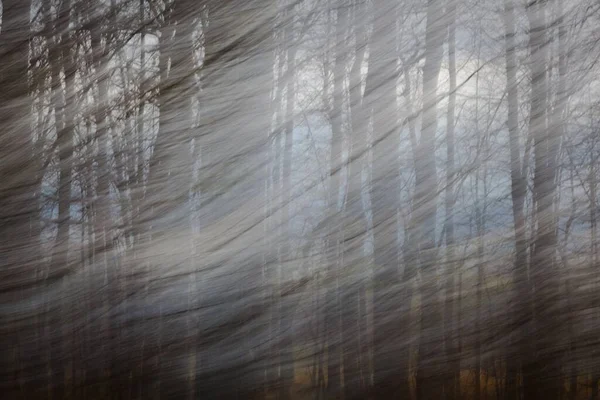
(0, 0, 598, 399)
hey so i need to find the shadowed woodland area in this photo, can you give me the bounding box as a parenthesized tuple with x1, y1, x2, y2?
(2, 0, 600, 398)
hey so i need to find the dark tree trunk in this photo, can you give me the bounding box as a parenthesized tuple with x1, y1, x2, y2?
(0, 0, 36, 397)
(49, 0, 75, 396)
(524, 1, 562, 398)
(503, 0, 529, 397)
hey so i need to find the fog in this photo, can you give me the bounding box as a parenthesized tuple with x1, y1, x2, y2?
(1, 0, 600, 399)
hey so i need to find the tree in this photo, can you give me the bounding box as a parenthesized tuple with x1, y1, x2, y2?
(523, 0, 563, 398)
(325, 2, 348, 397)
(3, 0, 600, 398)
(0, 0, 38, 396)
(366, 0, 406, 396)
(444, 1, 460, 398)
(415, 0, 445, 397)
(342, 0, 370, 396)
(503, 0, 529, 396)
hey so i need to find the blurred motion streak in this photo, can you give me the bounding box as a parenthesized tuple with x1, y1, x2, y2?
(1, 0, 600, 398)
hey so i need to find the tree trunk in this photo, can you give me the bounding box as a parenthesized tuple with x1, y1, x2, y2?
(444, 1, 459, 397)
(415, 0, 445, 398)
(590, 155, 598, 400)
(49, 0, 75, 396)
(367, 0, 405, 397)
(326, 3, 347, 397)
(279, 2, 297, 396)
(525, 1, 562, 398)
(343, 0, 369, 396)
(0, 0, 35, 397)
(503, 0, 529, 397)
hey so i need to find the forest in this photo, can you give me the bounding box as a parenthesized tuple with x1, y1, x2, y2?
(1, 0, 600, 398)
